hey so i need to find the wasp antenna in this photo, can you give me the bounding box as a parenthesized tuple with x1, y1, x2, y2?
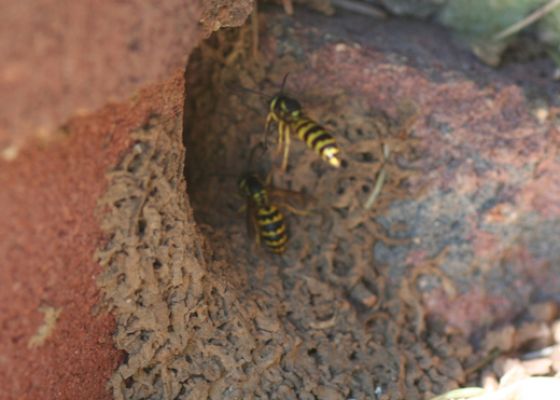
(226, 83, 269, 99)
(263, 126, 272, 150)
(246, 142, 268, 170)
(279, 73, 290, 93)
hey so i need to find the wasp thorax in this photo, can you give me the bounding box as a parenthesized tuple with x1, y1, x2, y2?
(271, 94, 302, 120)
(239, 174, 265, 196)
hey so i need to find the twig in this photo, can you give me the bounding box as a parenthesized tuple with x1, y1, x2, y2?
(494, 0, 560, 41)
(430, 377, 560, 400)
(464, 347, 502, 377)
(364, 166, 386, 209)
(429, 387, 486, 400)
(331, 0, 387, 18)
(519, 344, 558, 361)
(364, 143, 390, 210)
(282, 0, 294, 15)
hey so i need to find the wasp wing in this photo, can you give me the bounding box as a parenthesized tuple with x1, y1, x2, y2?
(268, 187, 316, 216)
(245, 198, 260, 245)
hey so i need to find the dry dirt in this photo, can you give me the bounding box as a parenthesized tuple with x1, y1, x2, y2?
(98, 104, 469, 399)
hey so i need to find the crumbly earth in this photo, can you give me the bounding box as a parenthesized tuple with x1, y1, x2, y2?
(181, 17, 473, 400)
(98, 107, 472, 400)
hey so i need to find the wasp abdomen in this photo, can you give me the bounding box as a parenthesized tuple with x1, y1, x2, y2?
(293, 116, 341, 168)
(257, 206, 288, 253)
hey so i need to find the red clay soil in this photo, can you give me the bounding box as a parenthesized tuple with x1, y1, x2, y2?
(0, 72, 185, 400)
(0, 1, 253, 398)
(0, 0, 252, 153)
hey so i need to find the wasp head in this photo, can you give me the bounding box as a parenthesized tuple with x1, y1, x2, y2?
(238, 174, 264, 197)
(269, 94, 302, 121)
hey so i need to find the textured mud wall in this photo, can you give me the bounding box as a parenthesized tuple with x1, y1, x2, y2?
(95, 111, 471, 399)
(97, 96, 471, 399)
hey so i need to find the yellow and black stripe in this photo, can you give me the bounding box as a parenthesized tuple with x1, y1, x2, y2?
(256, 205, 288, 254)
(292, 116, 341, 167)
(239, 174, 288, 254)
(267, 94, 341, 168)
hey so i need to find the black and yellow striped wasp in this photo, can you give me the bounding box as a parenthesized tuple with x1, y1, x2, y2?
(265, 74, 341, 171)
(239, 173, 288, 254)
(238, 144, 310, 254)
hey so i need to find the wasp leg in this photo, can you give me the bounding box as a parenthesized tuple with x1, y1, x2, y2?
(254, 232, 261, 247)
(276, 201, 310, 216)
(265, 113, 274, 132)
(281, 123, 291, 172)
(277, 120, 285, 152)
(264, 171, 274, 186)
(265, 113, 276, 149)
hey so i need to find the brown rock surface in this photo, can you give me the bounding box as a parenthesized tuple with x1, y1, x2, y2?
(178, 8, 560, 398)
